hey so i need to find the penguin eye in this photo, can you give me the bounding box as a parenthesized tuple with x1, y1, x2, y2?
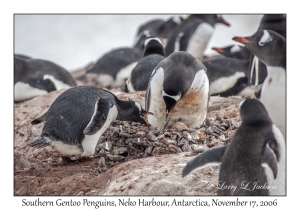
(258, 41, 265, 46)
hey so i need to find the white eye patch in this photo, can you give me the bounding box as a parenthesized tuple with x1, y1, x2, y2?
(258, 30, 273, 46)
(135, 102, 142, 113)
(238, 99, 246, 109)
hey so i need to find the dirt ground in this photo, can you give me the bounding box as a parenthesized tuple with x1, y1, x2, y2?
(14, 71, 244, 196)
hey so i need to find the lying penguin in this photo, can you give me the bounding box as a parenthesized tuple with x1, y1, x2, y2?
(182, 99, 285, 195)
(203, 57, 253, 97)
(125, 36, 166, 92)
(145, 51, 209, 130)
(233, 29, 286, 138)
(14, 55, 77, 102)
(28, 86, 153, 157)
(78, 32, 148, 87)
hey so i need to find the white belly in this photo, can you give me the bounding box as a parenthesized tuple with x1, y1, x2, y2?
(260, 66, 286, 138)
(186, 23, 214, 59)
(14, 81, 48, 102)
(114, 61, 138, 87)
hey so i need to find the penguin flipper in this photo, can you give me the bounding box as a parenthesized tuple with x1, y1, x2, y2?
(31, 111, 48, 125)
(182, 145, 227, 177)
(83, 98, 115, 136)
(262, 143, 278, 179)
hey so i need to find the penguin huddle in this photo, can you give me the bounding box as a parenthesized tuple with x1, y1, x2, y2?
(15, 15, 286, 196)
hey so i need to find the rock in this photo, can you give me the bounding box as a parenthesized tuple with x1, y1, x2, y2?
(191, 144, 204, 153)
(112, 147, 129, 155)
(183, 131, 193, 141)
(107, 154, 125, 161)
(171, 122, 188, 130)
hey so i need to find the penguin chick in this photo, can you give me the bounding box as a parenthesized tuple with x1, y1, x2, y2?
(28, 86, 152, 157)
(182, 99, 285, 196)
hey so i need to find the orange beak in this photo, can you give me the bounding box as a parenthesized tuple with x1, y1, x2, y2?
(212, 47, 224, 53)
(219, 17, 231, 26)
(232, 37, 251, 44)
(144, 119, 151, 126)
(140, 111, 154, 117)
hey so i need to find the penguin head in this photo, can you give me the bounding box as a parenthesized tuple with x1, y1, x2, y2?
(133, 31, 150, 51)
(118, 100, 153, 125)
(191, 14, 230, 27)
(162, 90, 182, 118)
(239, 98, 272, 126)
(143, 36, 166, 57)
(232, 29, 286, 67)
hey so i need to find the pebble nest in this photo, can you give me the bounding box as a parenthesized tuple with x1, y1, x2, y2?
(93, 112, 238, 174)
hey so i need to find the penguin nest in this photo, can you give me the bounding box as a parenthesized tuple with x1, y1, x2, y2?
(93, 108, 240, 174)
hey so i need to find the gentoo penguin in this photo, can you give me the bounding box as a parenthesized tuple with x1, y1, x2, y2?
(203, 57, 253, 97)
(182, 99, 286, 196)
(78, 32, 148, 87)
(136, 16, 183, 43)
(233, 29, 286, 138)
(248, 14, 286, 86)
(165, 14, 230, 59)
(125, 36, 166, 92)
(145, 51, 209, 130)
(28, 86, 153, 157)
(14, 56, 77, 102)
(212, 45, 251, 60)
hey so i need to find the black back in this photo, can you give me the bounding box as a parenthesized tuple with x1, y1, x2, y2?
(218, 99, 274, 195)
(42, 86, 145, 145)
(87, 34, 147, 78)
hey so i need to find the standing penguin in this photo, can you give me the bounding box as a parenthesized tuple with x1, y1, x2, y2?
(165, 14, 230, 59)
(182, 99, 285, 196)
(233, 29, 286, 138)
(28, 86, 152, 157)
(145, 51, 209, 130)
(125, 36, 166, 92)
(78, 32, 148, 87)
(211, 45, 251, 60)
(14, 56, 77, 102)
(248, 14, 286, 86)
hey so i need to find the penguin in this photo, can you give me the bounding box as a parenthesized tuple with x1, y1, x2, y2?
(28, 86, 153, 157)
(136, 16, 183, 43)
(248, 14, 286, 86)
(14, 55, 77, 102)
(78, 32, 148, 87)
(125, 36, 166, 92)
(203, 57, 253, 97)
(182, 99, 286, 196)
(233, 29, 286, 138)
(145, 51, 209, 130)
(211, 45, 251, 60)
(165, 14, 230, 59)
